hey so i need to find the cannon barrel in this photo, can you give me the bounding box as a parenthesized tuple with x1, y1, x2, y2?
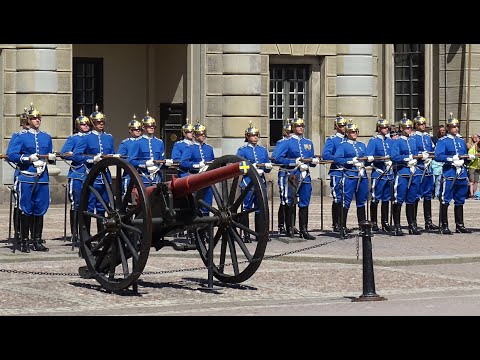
(168, 161, 248, 198)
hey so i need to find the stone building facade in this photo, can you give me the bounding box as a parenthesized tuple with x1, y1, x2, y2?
(0, 44, 478, 203)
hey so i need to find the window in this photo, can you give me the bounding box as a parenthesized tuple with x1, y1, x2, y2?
(394, 44, 425, 122)
(73, 58, 103, 128)
(269, 65, 309, 146)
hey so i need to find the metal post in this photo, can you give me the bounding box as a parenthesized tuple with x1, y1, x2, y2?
(352, 220, 387, 302)
(8, 186, 13, 245)
(270, 180, 274, 235)
(63, 184, 68, 242)
(320, 178, 324, 231)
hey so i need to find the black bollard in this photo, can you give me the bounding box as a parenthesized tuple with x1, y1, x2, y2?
(352, 220, 387, 302)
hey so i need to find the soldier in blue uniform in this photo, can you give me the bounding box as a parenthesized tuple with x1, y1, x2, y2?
(117, 114, 143, 194)
(434, 113, 475, 234)
(73, 105, 117, 234)
(391, 115, 422, 236)
(272, 122, 293, 234)
(60, 110, 91, 246)
(322, 114, 347, 232)
(180, 121, 215, 216)
(411, 111, 438, 230)
(7, 104, 55, 252)
(236, 122, 273, 242)
(172, 119, 194, 178)
(6, 107, 30, 244)
(334, 121, 368, 237)
(366, 116, 394, 232)
(130, 111, 173, 187)
(274, 117, 319, 240)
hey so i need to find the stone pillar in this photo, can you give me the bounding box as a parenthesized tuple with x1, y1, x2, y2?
(220, 44, 263, 156)
(336, 44, 378, 143)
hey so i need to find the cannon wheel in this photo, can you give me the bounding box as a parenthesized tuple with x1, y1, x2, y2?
(195, 155, 269, 283)
(78, 158, 152, 292)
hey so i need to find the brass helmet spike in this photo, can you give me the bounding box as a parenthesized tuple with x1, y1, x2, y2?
(128, 113, 142, 131)
(193, 119, 206, 135)
(142, 109, 156, 127)
(181, 117, 194, 134)
(75, 108, 90, 130)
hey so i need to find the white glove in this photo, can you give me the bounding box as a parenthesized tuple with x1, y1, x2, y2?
(352, 157, 358, 164)
(295, 157, 303, 166)
(452, 154, 459, 161)
(424, 158, 432, 166)
(311, 157, 320, 165)
(164, 159, 174, 167)
(256, 168, 264, 176)
(29, 153, 39, 162)
(421, 151, 429, 160)
(147, 165, 159, 174)
(93, 154, 102, 163)
(145, 158, 155, 167)
(199, 165, 209, 173)
(367, 156, 374, 163)
(354, 161, 364, 169)
(299, 163, 309, 171)
(47, 153, 56, 161)
(404, 154, 413, 162)
(33, 160, 44, 168)
(468, 154, 476, 161)
(264, 162, 273, 170)
(385, 160, 393, 168)
(453, 159, 464, 168)
(408, 159, 417, 167)
(384, 155, 390, 159)
(111, 154, 121, 158)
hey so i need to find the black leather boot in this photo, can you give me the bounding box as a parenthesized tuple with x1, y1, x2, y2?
(285, 205, 295, 238)
(413, 199, 421, 230)
(255, 213, 270, 242)
(407, 204, 421, 235)
(332, 202, 340, 232)
(70, 209, 79, 247)
(13, 207, 20, 242)
(381, 201, 393, 232)
(454, 205, 472, 233)
(392, 203, 405, 236)
(278, 204, 286, 234)
(19, 213, 31, 253)
(241, 213, 251, 243)
(424, 199, 439, 230)
(340, 207, 350, 238)
(292, 205, 300, 234)
(299, 207, 315, 240)
(370, 202, 379, 231)
(32, 216, 48, 251)
(440, 203, 452, 235)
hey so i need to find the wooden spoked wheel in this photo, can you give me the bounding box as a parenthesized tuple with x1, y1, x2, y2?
(78, 158, 152, 292)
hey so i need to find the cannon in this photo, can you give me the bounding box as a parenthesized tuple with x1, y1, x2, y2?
(77, 155, 269, 292)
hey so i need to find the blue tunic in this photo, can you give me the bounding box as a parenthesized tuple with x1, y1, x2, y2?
(334, 139, 369, 209)
(7, 129, 54, 216)
(130, 135, 166, 185)
(434, 134, 469, 205)
(171, 139, 193, 178)
(274, 134, 317, 207)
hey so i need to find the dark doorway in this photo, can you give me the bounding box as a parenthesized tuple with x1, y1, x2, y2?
(73, 58, 103, 128)
(159, 103, 186, 180)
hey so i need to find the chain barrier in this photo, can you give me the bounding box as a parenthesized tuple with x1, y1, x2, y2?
(0, 236, 346, 278)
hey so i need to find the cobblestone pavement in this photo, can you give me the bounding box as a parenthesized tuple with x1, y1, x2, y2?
(1, 197, 480, 316)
